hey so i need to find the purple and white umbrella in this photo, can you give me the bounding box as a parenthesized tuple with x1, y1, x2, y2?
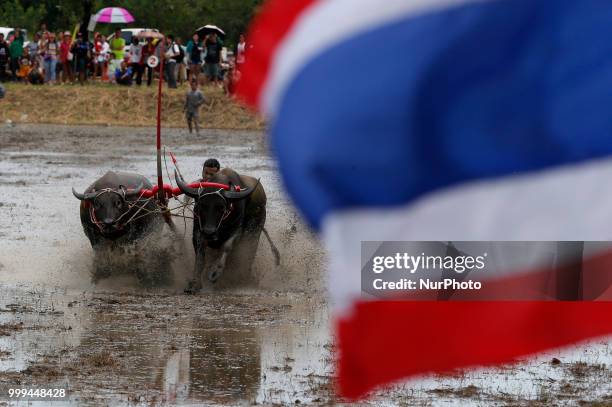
(95, 7, 135, 24)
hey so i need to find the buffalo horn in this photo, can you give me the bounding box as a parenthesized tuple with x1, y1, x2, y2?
(175, 170, 199, 198)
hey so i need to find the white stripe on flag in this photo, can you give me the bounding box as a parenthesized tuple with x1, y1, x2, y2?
(323, 156, 612, 315)
(260, 0, 488, 117)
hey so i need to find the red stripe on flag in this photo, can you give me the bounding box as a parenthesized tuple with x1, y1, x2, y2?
(337, 301, 612, 399)
(237, 0, 318, 109)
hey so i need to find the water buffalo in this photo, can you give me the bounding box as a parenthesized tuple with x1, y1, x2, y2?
(72, 171, 163, 246)
(175, 168, 266, 291)
(72, 171, 168, 283)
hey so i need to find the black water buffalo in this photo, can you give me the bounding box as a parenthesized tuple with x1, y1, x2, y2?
(175, 168, 266, 291)
(72, 171, 163, 247)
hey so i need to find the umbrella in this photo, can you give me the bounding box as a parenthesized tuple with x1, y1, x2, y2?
(95, 7, 135, 24)
(196, 25, 225, 39)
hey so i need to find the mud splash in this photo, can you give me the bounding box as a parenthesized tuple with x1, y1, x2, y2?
(0, 124, 330, 405)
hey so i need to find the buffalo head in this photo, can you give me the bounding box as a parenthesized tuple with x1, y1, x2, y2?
(175, 172, 255, 241)
(73, 184, 143, 235)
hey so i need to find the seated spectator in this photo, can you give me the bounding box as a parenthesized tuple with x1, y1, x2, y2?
(28, 60, 44, 85)
(115, 61, 133, 86)
(17, 51, 31, 83)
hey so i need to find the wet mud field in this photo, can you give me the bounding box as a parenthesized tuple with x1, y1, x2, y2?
(0, 124, 610, 406)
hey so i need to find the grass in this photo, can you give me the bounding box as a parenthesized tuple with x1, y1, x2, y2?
(0, 82, 265, 130)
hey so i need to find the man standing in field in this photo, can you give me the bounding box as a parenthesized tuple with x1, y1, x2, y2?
(184, 80, 206, 135)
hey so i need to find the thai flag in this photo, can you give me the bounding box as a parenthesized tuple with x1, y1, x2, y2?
(238, 0, 612, 399)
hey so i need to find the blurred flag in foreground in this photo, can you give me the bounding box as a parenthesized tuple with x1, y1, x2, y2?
(238, 0, 612, 399)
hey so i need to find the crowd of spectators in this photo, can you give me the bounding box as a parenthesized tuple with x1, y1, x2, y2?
(0, 23, 247, 96)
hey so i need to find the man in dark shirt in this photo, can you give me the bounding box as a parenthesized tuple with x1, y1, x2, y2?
(203, 33, 223, 85)
(71, 33, 91, 85)
(0, 34, 9, 82)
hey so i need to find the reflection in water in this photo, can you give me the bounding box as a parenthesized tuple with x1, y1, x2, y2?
(162, 348, 190, 404)
(188, 328, 261, 402)
(22, 289, 330, 405)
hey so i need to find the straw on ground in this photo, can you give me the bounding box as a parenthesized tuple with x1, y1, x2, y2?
(0, 83, 264, 130)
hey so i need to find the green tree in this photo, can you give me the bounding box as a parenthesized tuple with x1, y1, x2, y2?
(0, 0, 46, 34)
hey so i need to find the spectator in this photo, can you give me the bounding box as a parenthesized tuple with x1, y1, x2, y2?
(235, 33, 247, 70)
(42, 32, 59, 84)
(128, 36, 143, 85)
(37, 23, 49, 39)
(164, 35, 180, 89)
(203, 32, 223, 86)
(176, 37, 187, 85)
(184, 80, 206, 135)
(71, 32, 91, 85)
(28, 33, 40, 65)
(28, 59, 44, 85)
(141, 37, 157, 86)
(9, 28, 24, 82)
(224, 65, 241, 97)
(115, 60, 133, 86)
(17, 48, 31, 83)
(92, 33, 101, 79)
(59, 31, 73, 83)
(0, 34, 9, 82)
(55, 32, 63, 80)
(186, 33, 202, 83)
(94, 34, 110, 81)
(109, 29, 125, 80)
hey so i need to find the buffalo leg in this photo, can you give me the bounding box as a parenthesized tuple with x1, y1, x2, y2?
(241, 206, 267, 275)
(186, 225, 205, 293)
(207, 230, 241, 283)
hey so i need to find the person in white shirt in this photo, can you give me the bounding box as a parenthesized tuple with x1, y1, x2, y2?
(235, 33, 247, 70)
(164, 35, 179, 89)
(128, 36, 143, 85)
(94, 34, 110, 81)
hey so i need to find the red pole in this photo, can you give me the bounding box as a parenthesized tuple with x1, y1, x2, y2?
(156, 38, 166, 205)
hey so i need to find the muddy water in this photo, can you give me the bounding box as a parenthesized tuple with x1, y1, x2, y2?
(0, 124, 330, 406)
(0, 124, 610, 406)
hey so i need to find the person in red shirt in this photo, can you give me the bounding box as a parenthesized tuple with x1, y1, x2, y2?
(59, 31, 73, 83)
(140, 38, 157, 86)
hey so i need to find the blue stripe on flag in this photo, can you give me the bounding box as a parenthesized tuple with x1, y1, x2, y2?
(271, 0, 612, 230)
